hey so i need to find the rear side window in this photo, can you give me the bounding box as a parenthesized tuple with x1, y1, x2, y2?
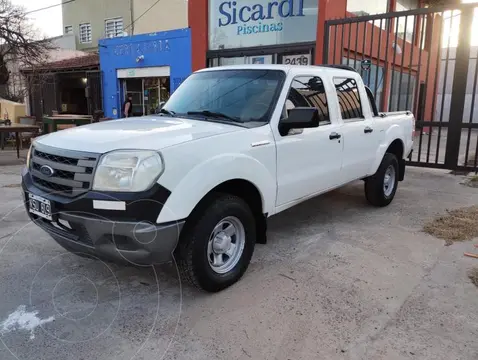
(286, 76, 330, 124)
(333, 78, 363, 120)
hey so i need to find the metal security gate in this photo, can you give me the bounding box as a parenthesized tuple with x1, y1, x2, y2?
(29, 74, 58, 123)
(86, 70, 103, 115)
(323, 3, 478, 172)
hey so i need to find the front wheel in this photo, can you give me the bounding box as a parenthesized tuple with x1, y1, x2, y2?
(364, 153, 399, 207)
(176, 194, 256, 292)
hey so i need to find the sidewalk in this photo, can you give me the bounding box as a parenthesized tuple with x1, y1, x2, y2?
(0, 148, 28, 167)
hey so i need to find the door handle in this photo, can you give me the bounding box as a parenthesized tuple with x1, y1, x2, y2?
(364, 127, 374, 134)
(329, 132, 341, 140)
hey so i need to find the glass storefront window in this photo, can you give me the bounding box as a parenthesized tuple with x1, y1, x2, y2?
(390, 70, 417, 112)
(209, 50, 313, 68)
(219, 55, 274, 66)
(396, 0, 419, 43)
(121, 76, 171, 117)
(208, 0, 318, 50)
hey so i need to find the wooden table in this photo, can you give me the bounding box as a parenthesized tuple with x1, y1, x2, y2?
(43, 115, 92, 134)
(0, 124, 40, 158)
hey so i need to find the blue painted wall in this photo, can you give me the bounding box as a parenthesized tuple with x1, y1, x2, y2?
(99, 28, 192, 118)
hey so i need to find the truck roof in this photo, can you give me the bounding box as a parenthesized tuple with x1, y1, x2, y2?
(197, 64, 358, 76)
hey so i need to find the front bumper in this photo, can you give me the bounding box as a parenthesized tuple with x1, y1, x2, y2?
(22, 169, 184, 265)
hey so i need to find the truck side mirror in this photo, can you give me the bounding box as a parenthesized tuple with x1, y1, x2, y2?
(279, 107, 319, 136)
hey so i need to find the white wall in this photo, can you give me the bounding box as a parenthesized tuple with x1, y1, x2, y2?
(132, 0, 188, 35)
(50, 34, 77, 50)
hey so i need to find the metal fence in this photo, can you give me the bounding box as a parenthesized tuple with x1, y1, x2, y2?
(29, 74, 58, 123)
(86, 70, 103, 115)
(323, 3, 478, 172)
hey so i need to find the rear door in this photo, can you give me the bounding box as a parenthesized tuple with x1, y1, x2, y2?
(275, 74, 344, 206)
(332, 77, 379, 182)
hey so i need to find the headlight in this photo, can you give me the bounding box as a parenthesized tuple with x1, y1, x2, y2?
(92, 150, 164, 192)
(26, 144, 33, 168)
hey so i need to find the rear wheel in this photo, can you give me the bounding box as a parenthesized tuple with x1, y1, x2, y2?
(176, 194, 256, 292)
(364, 153, 399, 207)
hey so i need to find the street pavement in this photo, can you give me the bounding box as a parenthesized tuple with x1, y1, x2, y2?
(1, 162, 478, 360)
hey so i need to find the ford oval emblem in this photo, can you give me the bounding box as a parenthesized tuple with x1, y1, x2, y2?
(39, 165, 55, 177)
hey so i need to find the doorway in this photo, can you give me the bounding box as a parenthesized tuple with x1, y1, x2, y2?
(121, 77, 170, 116)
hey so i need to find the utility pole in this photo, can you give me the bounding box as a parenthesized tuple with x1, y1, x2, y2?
(130, 0, 135, 35)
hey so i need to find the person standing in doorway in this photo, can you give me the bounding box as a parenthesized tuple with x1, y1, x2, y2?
(123, 94, 133, 118)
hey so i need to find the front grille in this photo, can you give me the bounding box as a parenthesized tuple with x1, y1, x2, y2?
(35, 218, 94, 247)
(32, 176, 72, 193)
(30, 145, 99, 197)
(34, 150, 79, 166)
(32, 163, 74, 180)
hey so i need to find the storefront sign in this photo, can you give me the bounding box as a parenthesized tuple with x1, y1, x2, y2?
(281, 53, 311, 65)
(218, 0, 305, 33)
(117, 66, 170, 79)
(114, 40, 170, 56)
(209, 0, 318, 50)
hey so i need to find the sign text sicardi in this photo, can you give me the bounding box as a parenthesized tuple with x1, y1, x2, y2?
(218, 0, 305, 36)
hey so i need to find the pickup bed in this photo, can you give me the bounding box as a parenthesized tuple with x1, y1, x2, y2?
(22, 65, 414, 292)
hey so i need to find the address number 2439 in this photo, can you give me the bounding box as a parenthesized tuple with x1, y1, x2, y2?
(283, 55, 311, 66)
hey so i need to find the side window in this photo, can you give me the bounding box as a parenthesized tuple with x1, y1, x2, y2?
(285, 76, 331, 125)
(333, 78, 364, 120)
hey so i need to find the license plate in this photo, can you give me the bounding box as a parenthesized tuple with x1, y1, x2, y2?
(28, 193, 52, 221)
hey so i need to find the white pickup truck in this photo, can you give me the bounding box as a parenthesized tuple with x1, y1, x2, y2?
(22, 65, 414, 292)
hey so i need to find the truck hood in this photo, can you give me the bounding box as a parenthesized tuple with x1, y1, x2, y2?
(35, 116, 242, 153)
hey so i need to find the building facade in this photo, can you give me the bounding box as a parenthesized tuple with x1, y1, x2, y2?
(21, 53, 102, 122)
(62, 0, 132, 51)
(188, 0, 437, 116)
(7, 34, 79, 103)
(190, 0, 424, 70)
(132, 0, 188, 35)
(62, 0, 188, 51)
(99, 29, 191, 119)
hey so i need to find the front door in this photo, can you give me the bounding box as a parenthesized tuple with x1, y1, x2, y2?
(121, 77, 171, 116)
(275, 75, 344, 206)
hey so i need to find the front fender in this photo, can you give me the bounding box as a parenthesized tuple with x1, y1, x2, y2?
(369, 124, 405, 175)
(156, 153, 276, 223)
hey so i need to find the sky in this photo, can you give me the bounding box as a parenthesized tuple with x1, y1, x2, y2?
(10, 0, 478, 44)
(13, 0, 63, 38)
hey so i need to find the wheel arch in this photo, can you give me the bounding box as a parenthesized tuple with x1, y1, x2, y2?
(182, 179, 268, 244)
(369, 135, 406, 180)
(386, 139, 404, 160)
(386, 139, 405, 181)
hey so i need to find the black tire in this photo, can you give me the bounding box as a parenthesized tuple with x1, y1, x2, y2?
(176, 194, 256, 292)
(364, 153, 399, 207)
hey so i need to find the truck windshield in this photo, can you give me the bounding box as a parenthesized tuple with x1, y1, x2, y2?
(161, 69, 286, 124)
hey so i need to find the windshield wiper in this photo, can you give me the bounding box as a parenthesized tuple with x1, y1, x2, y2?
(159, 108, 176, 116)
(187, 110, 244, 123)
